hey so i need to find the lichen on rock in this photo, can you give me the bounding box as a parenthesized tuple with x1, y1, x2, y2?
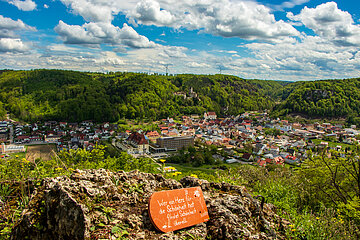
(10, 169, 290, 239)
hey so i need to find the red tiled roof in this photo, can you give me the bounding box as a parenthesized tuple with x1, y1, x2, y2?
(16, 135, 29, 140)
(146, 131, 160, 137)
(274, 157, 284, 164)
(128, 132, 148, 145)
(222, 137, 231, 142)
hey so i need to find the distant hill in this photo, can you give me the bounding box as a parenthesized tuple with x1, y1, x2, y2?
(0, 70, 279, 122)
(271, 78, 360, 122)
(1, 69, 359, 123)
(0, 69, 113, 122)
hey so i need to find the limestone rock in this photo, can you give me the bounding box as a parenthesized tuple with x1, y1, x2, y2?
(10, 169, 290, 239)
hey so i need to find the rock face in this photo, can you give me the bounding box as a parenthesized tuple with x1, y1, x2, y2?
(10, 169, 290, 240)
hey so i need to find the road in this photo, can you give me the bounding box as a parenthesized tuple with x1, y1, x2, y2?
(9, 123, 13, 144)
(6, 114, 15, 144)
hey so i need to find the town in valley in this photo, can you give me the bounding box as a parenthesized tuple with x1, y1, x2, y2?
(1, 111, 357, 169)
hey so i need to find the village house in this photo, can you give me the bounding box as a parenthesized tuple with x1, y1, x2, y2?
(156, 136, 194, 151)
(118, 132, 150, 156)
(145, 131, 161, 143)
(45, 135, 61, 144)
(1, 143, 26, 153)
(204, 112, 217, 120)
(14, 135, 30, 144)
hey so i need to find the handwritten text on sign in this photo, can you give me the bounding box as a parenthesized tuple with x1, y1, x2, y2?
(148, 187, 209, 232)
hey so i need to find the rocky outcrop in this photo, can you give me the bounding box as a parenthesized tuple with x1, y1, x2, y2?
(10, 169, 290, 239)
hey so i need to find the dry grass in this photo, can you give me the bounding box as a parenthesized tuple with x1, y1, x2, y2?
(26, 144, 56, 162)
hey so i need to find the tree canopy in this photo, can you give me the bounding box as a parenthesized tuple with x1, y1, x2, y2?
(0, 70, 279, 122)
(2, 69, 360, 123)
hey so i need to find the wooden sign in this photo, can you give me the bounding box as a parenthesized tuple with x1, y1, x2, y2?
(148, 187, 209, 232)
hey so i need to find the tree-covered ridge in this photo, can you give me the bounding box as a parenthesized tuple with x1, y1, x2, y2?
(0, 69, 114, 122)
(272, 78, 360, 119)
(3, 69, 360, 123)
(173, 74, 275, 114)
(0, 70, 279, 122)
(97, 73, 277, 119)
(247, 79, 291, 99)
(99, 72, 182, 120)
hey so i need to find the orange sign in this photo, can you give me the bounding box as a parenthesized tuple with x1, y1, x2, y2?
(148, 187, 209, 232)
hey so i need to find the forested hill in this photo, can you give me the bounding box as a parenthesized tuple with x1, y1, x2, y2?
(0, 70, 278, 122)
(272, 78, 360, 122)
(1, 69, 360, 123)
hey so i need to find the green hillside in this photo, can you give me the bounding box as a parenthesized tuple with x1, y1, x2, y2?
(272, 78, 360, 121)
(0, 70, 278, 122)
(2, 69, 360, 123)
(0, 69, 113, 122)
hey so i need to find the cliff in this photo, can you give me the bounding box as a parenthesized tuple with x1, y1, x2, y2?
(10, 169, 291, 239)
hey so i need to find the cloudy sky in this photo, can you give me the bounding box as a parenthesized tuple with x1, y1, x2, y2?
(0, 0, 359, 80)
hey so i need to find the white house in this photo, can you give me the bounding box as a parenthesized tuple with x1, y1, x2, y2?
(204, 112, 217, 120)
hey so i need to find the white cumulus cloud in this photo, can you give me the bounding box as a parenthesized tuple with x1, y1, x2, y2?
(0, 15, 34, 53)
(0, 38, 29, 52)
(54, 21, 100, 45)
(288, 2, 360, 46)
(129, 0, 300, 41)
(96, 51, 125, 66)
(4, 0, 360, 81)
(57, 0, 299, 42)
(158, 45, 187, 58)
(56, 1, 159, 49)
(5, 0, 37, 11)
(60, 0, 119, 22)
(274, 0, 310, 10)
(0, 15, 32, 31)
(54, 20, 156, 48)
(132, 0, 176, 26)
(187, 62, 210, 68)
(239, 34, 360, 80)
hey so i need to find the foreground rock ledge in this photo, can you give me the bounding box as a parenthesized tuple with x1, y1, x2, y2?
(10, 169, 290, 240)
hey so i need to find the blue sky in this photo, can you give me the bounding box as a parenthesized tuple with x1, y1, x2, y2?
(0, 0, 360, 80)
